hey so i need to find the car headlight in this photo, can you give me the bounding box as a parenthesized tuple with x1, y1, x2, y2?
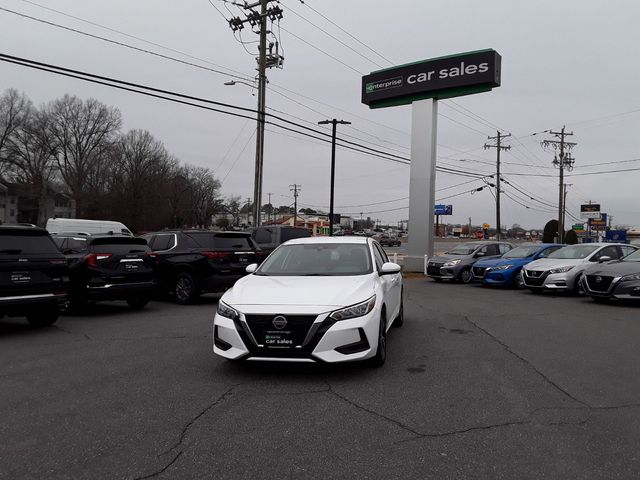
(329, 295, 376, 321)
(443, 259, 462, 267)
(491, 264, 514, 271)
(620, 273, 640, 282)
(217, 301, 239, 321)
(549, 266, 574, 274)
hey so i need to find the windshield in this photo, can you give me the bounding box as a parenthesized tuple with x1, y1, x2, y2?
(622, 249, 640, 262)
(502, 246, 540, 259)
(256, 243, 373, 276)
(446, 243, 483, 255)
(548, 244, 599, 259)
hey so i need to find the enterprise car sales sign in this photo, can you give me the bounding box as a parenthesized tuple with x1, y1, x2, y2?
(362, 49, 501, 108)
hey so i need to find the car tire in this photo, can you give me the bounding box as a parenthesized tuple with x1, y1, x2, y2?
(393, 294, 404, 328)
(368, 310, 387, 367)
(459, 268, 473, 284)
(514, 271, 525, 289)
(126, 298, 150, 310)
(175, 272, 199, 305)
(26, 310, 59, 327)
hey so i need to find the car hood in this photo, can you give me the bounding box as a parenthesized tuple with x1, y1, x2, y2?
(222, 273, 376, 309)
(583, 261, 640, 277)
(475, 257, 529, 268)
(525, 258, 585, 270)
(430, 253, 469, 263)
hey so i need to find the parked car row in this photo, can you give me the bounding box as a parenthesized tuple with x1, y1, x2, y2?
(1, 225, 266, 327)
(427, 240, 640, 303)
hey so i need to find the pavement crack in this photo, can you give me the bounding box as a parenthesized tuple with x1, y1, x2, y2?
(134, 451, 183, 480)
(463, 315, 592, 409)
(159, 384, 239, 458)
(395, 419, 528, 444)
(323, 379, 422, 439)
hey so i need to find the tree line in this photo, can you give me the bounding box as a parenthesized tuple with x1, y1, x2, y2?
(0, 88, 232, 232)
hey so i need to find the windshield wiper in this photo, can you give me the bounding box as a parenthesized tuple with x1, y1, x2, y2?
(0, 249, 22, 254)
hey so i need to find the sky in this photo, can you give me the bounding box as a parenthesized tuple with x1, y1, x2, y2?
(1, 0, 639, 230)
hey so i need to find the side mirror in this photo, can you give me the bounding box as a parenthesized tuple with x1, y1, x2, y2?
(245, 263, 258, 273)
(380, 262, 401, 275)
(475, 252, 485, 258)
(598, 256, 611, 263)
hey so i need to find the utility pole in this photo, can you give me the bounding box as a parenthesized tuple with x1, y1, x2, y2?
(563, 183, 572, 233)
(484, 131, 511, 240)
(542, 127, 576, 243)
(245, 197, 252, 226)
(318, 119, 351, 236)
(289, 184, 300, 228)
(468, 217, 472, 239)
(267, 192, 273, 224)
(227, 1, 284, 228)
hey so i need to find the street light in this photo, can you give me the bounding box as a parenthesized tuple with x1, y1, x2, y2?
(318, 119, 351, 236)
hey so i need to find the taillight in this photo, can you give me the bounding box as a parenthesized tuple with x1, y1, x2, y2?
(201, 251, 231, 260)
(146, 252, 160, 264)
(84, 253, 112, 267)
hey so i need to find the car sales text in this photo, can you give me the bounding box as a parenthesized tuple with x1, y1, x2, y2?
(407, 61, 489, 84)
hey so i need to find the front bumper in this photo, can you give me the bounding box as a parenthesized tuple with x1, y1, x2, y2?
(583, 276, 640, 300)
(213, 305, 381, 363)
(522, 270, 575, 290)
(427, 262, 456, 279)
(483, 270, 516, 286)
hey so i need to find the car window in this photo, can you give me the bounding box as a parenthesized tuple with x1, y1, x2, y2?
(213, 235, 253, 250)
(538, 246, 562, 258)
(66, 238, 88, 254)
(498, 244, 512, 255)
(549, 245, 599, 259)
(620, 245, 637, 257)
(0, 233, 60, 254)
(373, 242, 389, 264)
(480, 244, 499, 256)
(52, 237, 66, 249)
(595, 246, 620, 261)
(152, 234, 174, 251)
(372, 243, 386, 270)
(281, 228, 311, 242)
(256, 243, 373, 276)
(143, 235, 156, 249)
(252, 228, 273, 244)
(89, 237, 150, 254)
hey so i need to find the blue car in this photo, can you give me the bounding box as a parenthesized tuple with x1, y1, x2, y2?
(471, 243, 565, 288)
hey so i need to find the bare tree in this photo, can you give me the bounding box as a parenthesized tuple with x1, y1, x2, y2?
(184, 165, 223, 227)
(5, 107, 59, 225)
(47, 95, 122, 216)
(0, 88, 32, 178)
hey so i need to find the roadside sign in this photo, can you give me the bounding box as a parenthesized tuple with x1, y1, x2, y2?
(580, 203, 601, 220)
(434, 204, 453, 215)
(482, 223, 491, 229)
(362, 49, 501, 109)
(589, 213, 607, 230)
(573, 223, 585, 231)
(605, 230, 627, 243)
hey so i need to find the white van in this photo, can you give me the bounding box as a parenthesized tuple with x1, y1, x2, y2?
(45, 218, 133, 236)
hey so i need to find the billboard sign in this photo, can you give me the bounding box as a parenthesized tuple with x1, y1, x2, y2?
(589, 213, 607, 230)
(580, 203, 601, 220)
(434, 204, 453, 215)
(362, 49, 501, 109)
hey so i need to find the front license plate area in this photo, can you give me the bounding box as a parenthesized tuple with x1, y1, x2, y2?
(264, 330, 296, 348)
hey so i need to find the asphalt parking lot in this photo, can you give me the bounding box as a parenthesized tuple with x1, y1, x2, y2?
(1, 280, 639, 479)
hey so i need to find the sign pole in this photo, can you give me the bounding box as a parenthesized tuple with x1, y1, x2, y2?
(406, 98, 438, 272)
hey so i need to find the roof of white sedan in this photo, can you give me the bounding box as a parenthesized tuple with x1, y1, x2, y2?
(285, 236, 370, 245)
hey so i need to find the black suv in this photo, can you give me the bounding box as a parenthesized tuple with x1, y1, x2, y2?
(52, 234, 157, 309)
(248, 225, 312, 257)
(143, 230, 261, 304)
(0, 225, 68, 326)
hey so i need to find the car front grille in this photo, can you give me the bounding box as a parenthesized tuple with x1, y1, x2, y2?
(523, 270, 548, 286)
(586, 275, 614, 293)
(244, 314, 317, 348)
(427, 263, 444, 276)
(472, 266, 488, 278)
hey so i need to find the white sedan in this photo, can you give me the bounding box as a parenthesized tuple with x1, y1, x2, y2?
(213, 236, 403, 366)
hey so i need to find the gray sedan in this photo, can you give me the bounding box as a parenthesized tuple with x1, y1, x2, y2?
(427, 241, 514, 283)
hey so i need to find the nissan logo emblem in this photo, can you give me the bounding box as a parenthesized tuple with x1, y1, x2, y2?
(272, 315, 288, 330)
(595, 276, 602, 283)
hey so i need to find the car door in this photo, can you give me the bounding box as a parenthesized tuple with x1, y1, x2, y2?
(372, 242, 400, 324)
